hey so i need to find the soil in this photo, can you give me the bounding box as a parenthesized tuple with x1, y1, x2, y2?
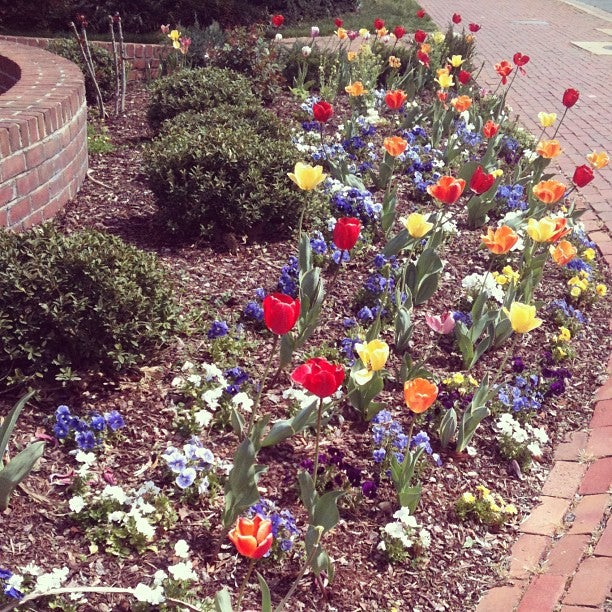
(0, 82, 611, 612)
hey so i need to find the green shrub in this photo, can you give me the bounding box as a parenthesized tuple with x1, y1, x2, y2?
(0, 225, 177, 386)
(47, 38, 115, 106)
(146, 66, 259, 130)
(145, 112, 308, 240)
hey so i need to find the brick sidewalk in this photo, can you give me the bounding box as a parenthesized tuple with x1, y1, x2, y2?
(414, 0, 612, 609)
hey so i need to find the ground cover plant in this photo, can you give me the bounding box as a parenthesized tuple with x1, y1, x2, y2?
(1, 6, 611, 612)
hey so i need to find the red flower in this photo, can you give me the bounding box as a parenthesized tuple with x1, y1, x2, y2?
(416, 9, 426, 18)
(228, 516, 273, 559)
(262, 293, 300, 336)
(291, 357, 344, 398)
(271, 14, 284, 28)
(452, 13, 462, 24)
(469, 23, 481, 32)
(334, 18, 344, 28)
(374, 18, 385, 30)
(414, 29, 427, 43)
(385, 89, 408, 110)
(562, 88, 580, 108)
(427, 175, 466, 204)
(495, 60, 513, 84)
(572, 164, 594, 188)
(312, 100, 334, 123)
(513, 52, 530, 66)
(469, 166, 496, 195)
(417, 50, 430, 67)
(482, 120, 499, 138)
(333, 217, 361, 250)
(458, 69, 471, 85)
(393, 25, 406, 39)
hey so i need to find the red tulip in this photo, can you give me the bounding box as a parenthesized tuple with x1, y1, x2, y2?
(393, 25, 407, 39)
(333, 217, 361, 250)
(452, 13, 462, 24)
(469, 166, 496, 195)
(228, 516, 273, 559)
(513, 52, 530, 66)
(374, 18, 385, 30)
(262, 293, 300, 335)
(271, 14, 284, 28)
(416, 9, 426, 18)
(291, 357, 344, 398)
(495, 60, 513, 85)
(312, 101, 334, 123)
(469, 23, 481, 32)
(482, 120, 499, 139)
(427, 175, 466, 204)
(572, 164, 594, 188)
(417, 50, 430, 67)
(334, 18, 343, 28)
(384, 89, 408, 110)
(414, 29, 427, 43)
(458, 70, 471, 85)
(562, 88, 580, 108)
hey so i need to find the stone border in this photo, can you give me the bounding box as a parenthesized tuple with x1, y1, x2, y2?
(0, 41, 88, 230)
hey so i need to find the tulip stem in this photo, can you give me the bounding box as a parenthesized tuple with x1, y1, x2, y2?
(492, 334, 520, 389)
(235, 557, 256, 611)
(312, 397, 325, 491)
(551, 107, 568, 140)
(244, 334, 279, 439)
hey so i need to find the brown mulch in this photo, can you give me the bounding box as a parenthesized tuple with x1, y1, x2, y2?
(0, 81, 611, 612)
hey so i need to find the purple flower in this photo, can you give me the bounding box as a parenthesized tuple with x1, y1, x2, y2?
(207, 320, 229, 339)
(361, 480, 378, 498)
(176, 467, 197, 489)
(75, 430, 97, 451)
(104, 411, 125, 431)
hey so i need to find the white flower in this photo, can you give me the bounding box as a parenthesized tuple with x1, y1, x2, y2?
(181, 361, 195, 371)
(187, 374, 202, 386)
(34, 567, 69, 593)
(392, 506, 413, 525)
(232, 392, 254, 413)
(383, 521, 405, 541)
(202, 386, 224, 409)
(275, 33, 283, 41)
(68, 496, 86, 513)
(168, 560, 198, 582)
(171, 376, 184, 387)
(108, 511, 125, 523)
(198, 475, 210, 496)
(101, 485, 128, 505)
(74, 450, 96, 466)
(174, 539, 190, 559)
(201, 362, 226, 382)
(301, 45, 312, 57)
(419, 528, 432, 549)
(527, 442, 542, 458)
(21, 563, 41, 576)
(136, 481, 161, 496)
(153, 570, 168, 586)
(194, 409, 213, 428)
(134, 583, 165, 604)
(6, 574, 23, 592)
(377, 539, 387, 552)
(531, 426, 549, 444)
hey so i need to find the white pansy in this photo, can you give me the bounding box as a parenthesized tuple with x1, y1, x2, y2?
(153, 570, 168, 586)
(108, 511, 125, 523)
(21, 563, 41, 576)
(194, 409, 213, 428)
(181, 361, 195, 371)
(101, 485, 128, 504)
(198, 475, 210, 495)
(134, 583, 165, 604)
(187, 374, 202, 386)
(168, 560, 198, 582)
(34, 567, 69, 593)
(201, 386, 224, 409)
(74, 450, 96, 466)
(419, 528, 432, 548)
(174, 539, 190, 559)
(232, 392, 254, 413)
(6, 574, 23, 591)
(68, 496, 86, 513)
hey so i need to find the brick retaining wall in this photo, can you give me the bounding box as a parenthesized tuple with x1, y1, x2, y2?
(0, 41, 88, 229)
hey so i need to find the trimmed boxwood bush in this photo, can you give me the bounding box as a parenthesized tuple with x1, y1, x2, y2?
(145, 111, 309, 240)
(0, 225, 177, 386)
(146, 66, 259, 130)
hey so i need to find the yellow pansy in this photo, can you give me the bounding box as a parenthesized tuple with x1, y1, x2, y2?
(388, 55, 401, 69)
(558, 326, 571, 342)
(461, 492, 476, 504)
(503, 302, 543, 334)
(287, 162, 326, 191)
(537, 112, 557, 128)
(402, 212, 433, 238)
(492, 168, 504, 178)
(570, 286, 582, 298)
(353, 339, 389, 385)
(504, 504, 518, 515)
(452, 373, 465, 385)
(596, 284, 607, 296)
(502, 265, 520, 283)
(582, 247, 595, 261)
(448, 54, 464, 67)
(526, 217, 556, 242)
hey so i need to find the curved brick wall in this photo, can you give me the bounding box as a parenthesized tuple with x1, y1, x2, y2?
(0, 41, 87, 230)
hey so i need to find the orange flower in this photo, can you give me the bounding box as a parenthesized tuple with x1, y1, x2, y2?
(426, 175, 466, 204)
(550, 240, 577, 266)
(450, 95, 472, 112)
(532, 180, 566, 205)
(345, 81, 367, 96)
(383, 136, 408, 157)
(385, 89, 408, 110)
(549, 217, 571, 242)
(481, 225, 519, 255)
(404, 378, 438, 414)
(228, 516, 273, 559)
(586, 150, 609, 169)
(482, 120, 499, 139)
(420, 43, 431, 54)
(536, 139, 563, 159)
(495, 60, 513, 84)
(437, 90, 448, 104)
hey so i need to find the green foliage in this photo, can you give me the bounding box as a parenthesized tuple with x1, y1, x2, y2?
(145, 111, 308, 240)
(281, 43, 340, 93)
(0, 225, 176, 387)
(47, 38, 115, 106)
(176, 19, 226, 67)
(87, 121, 114, 154)
(146, 66, 259, 129)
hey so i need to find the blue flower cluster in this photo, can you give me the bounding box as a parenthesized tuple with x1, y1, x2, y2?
(277, 256, 299, 297)
(207, 320, 229, 339)
(565, 257, 592, 275)
(453, 311, 473, 327)
(310, 231, 328, 255)
(0, 568, 22, 600)
(162, 436, 215, 492)
(496, 183, 527, 211)
(54, 405, 124, 451)
(340, 336, 361, 365)
(243, 288, 265, 322)
(497, 374, 543, 412)
(499, 136, 521, 165)
(329, 187, 381, 224)
(548, 299, 587, 325)
(223, 366, 250, 396)
(454, 119, 483, 147)
(363, 272, 395, 296)
(248, 498, 300, 554)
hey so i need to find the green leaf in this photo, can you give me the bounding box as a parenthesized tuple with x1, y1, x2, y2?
(257, 572, 272, 612)
(0, 390, 36, 461)
(0, 441, 45, 511)
(279, 333, 296, 370)
(298, 232, 312, 276)
(439, 407, 457, 449)
(214, 588, 234, 612)
(398, 484, 422, 513)
(261, 400, 318, 447)
(382, 229, 414, 257)
(313, 490, 344, 534)
(298, 470, 316, 522)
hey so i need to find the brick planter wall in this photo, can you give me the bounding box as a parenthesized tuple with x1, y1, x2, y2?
(0, 41, 88, 230)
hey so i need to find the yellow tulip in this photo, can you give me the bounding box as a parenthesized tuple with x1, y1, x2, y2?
(537, 112, 557, 128)
(347, 51, 357, 62)
(448, 54, 464, 67)
(359, 28, 370, 39)
(353, 339, 389, 385)
(526, 217, 557, 242)
(402, 212, 433, 238)
(287, 162, 326, 191)
(336, 27, 348, 39)
(435, 72, 455, 89)
(503, 302, 543, 334)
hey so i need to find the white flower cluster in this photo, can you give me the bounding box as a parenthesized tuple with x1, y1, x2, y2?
(496, 413, 549, 459)
(462, 271, 505, 304)
(378, 507, 431, 554)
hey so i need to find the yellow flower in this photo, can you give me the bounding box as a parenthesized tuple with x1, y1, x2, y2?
(526, 217, 556, 242)
(582, 247, 596, 261)
(586, 150, 609, 169)
(168, 29, 181, 41)
(336, 27, 348, 39)
(432, 31, 445, 44)
(376, 27, 388, 37)
(448, 54, 464, 67)
(476, 484, 490, 497)
(345, 81, 367, 96)
(347, 51, 357, 62)
(287, 162, 326, 191)
(388, 55, 401, 69)
(359, 28, 370, 39)
(537, 112, 557, 128)
(353, 339, 389, 385)
(452, 373, 465, 385)
(504, 504, 518, 515)
(494, 272, 509, 286)
(570, 286, 582, 298)
(461, 492, 476, 504)
(468, 375, 478, 387)
(503, 302, 543, 334)
(558, 327, 571, 342)
(402, 212, 433, 238)
(596, 284, 607, 296)
(435, 72, 455, 89)
(501, 265, 520, 283)
(492, 168, 504, 178)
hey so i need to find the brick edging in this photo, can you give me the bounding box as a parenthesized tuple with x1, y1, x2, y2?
(0, 41, 88, 229)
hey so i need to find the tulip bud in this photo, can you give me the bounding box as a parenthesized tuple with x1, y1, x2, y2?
(562, 88, 580, 108)
(572, 164, 594, 188)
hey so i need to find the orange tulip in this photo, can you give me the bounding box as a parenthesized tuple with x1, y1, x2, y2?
(532, 180, 566, 205)
(345, 81, 367, 96)
(385, 89, 408, 110)
(586, 150, 609, 169)
(549, 217, 571, 242)
(450, 95, 472, 112)
(550, 240, 577, 266)
(481, 225, 519, 255)
(383, 136, 408, 157)
(228, 516, 273, 559)
(427, 175, 466, 205)
(404, 378, 438, 414)
(482, 120, 499, 139)
(536, 139, 563, 159)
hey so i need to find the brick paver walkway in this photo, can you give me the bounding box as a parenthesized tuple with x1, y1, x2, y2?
(414, 0, 612, 609)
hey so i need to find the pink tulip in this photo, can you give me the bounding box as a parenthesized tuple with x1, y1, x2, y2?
(425, 311, 455, 334)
